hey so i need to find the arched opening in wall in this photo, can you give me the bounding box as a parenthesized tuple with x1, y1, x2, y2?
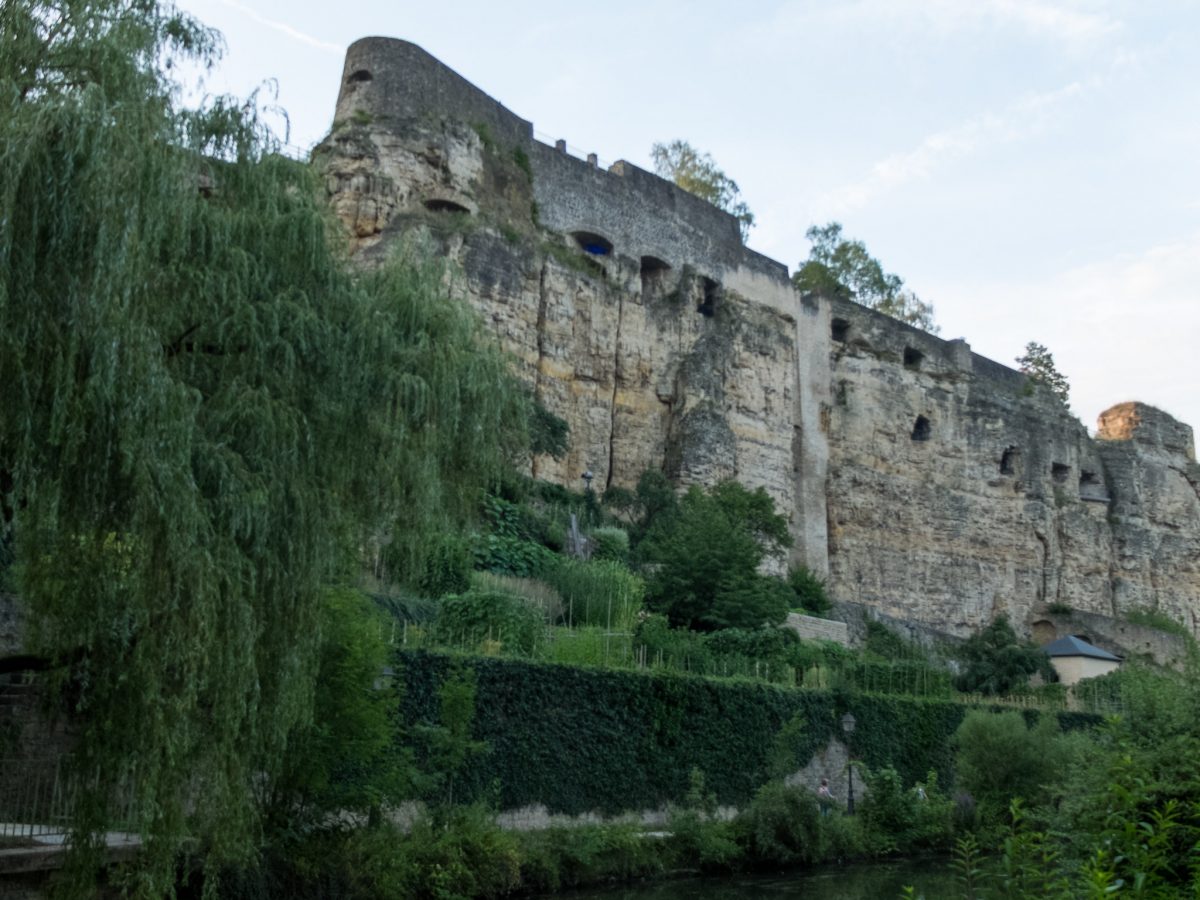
(1031, 620, 1057, 645)
(831, 318, 850, 342)
(911, 415, 932, 442)
(1079, 470, 1106, 501)
(1052, 463, 1071, 483)
(698, 277, 719, 318)
(640, 256, 671, 298)
(424, 198, 471, 214)
(346, 69, 373, 84)
(572, 231, 613, 256)
(903, 346, 924, 370)
(1000, 445, 1020, 475)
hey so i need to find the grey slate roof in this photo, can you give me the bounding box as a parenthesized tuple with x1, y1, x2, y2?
(1042, 635, 1122, 662)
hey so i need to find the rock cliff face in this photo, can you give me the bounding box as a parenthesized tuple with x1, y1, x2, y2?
(316, 37, 1200, 646)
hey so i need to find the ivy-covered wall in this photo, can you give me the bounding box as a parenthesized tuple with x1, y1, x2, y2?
(398, 650, 1098, 815)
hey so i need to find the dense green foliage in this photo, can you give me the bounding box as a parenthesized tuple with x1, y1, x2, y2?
(953, 711, 1066, 824)
(542, 557, 644, 629)
(0, 0, 528, 890)
(793, 222, 938, 332)
(650, 139, 755, 241)
(433, 590, 544, 655)
(953, 616, 1056, 694)
(787, 566, 831, 616)
(263, 589, 408, 830)
(639, 481, 792, 631)
(397, 650, 1092, 816)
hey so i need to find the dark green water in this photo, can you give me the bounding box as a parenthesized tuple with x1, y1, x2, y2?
(543, 859, 957, 899)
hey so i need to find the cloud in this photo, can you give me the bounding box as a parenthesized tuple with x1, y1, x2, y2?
(818, 81, 1085, 215)
(932, 231, 1200, 435)
(916, 0, 1122, 46)
(215, 0, 342, 55)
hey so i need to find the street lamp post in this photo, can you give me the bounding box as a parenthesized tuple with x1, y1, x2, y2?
(841, 712, 857, 815)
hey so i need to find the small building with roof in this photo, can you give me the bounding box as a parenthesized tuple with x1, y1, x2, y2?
(1043, 635, 1122, 685)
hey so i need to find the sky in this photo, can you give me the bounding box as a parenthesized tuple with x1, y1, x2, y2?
(175, 0, 1200, 438)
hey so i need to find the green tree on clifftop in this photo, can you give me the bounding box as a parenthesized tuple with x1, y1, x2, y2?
(1016, 341, 1071, 405)
(794, 222, 938, 333)
(651, 139, 756, 241)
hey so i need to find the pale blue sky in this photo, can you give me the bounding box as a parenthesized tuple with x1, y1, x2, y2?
(176, 0, 1200, 439)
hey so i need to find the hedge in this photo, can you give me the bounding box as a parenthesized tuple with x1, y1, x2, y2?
(397, 650, 1097, 816)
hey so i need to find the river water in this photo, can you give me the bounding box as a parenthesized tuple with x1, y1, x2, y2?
(543, 859, 958, 899)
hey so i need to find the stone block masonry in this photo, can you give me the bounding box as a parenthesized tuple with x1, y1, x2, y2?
(317, 37, 1200, 651)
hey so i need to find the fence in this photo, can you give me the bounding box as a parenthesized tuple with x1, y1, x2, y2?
(393, 618, 1122, 714)
(0, 758, 138, 841)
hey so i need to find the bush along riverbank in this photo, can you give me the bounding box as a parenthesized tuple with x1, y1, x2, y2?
(198, 622, 1200, 900)
(214, 769, 952, 900)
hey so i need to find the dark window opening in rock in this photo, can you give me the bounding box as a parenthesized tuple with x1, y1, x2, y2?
(698, 277, 719, 317)
(1000, 446, 1020, 475)
(424, 198, 470, 214)
(1079, 469, 1107, 501)
(640, 256, 671, 297)
(903, 346, 924, 370)
(347, 69, 373, 84)
(1052, 463, 1070, 483)
(572, 231, 613, 256)
(831, 318, 850, 342)
(911, 415, 932, 442)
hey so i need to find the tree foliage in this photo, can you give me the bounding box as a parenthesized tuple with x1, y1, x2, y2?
(650, 139, 755, 241)
(953, 616, 1055, 695)
(1016, 341, 1070, 405)
(953, 710, 1065, 824)
(0, 0, 527, 891)
(637, 481, 791, 631)
(264, 589, 410, 830)
(793, 222, 938, 333)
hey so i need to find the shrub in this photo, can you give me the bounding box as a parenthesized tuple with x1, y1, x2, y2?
(517, 822, 666, 892)
(372, 591, 439, 625)
(471, 571, 563, 623)
(472, 533, 557, 578)
(788, 566, 831, 616)
(863, 619, 925, 661)
(541, 626, 634, 668)
(908, 771, 954, 851)
(590, 526, 630, 563)
(1125, 607, 1192, 640)
(706, 626, 802, 675)
(954, 710, 1064, 825)
(666, 769, 740, 872)
(735, 781, 823, 865)
(633, 613, 712, 671)
(954, 616, 1055, 695)
(417, 533, 473, 597)
(433, 590, 544, 655)
(403, 806, 522, 899)
(544, 558, 644, 629)
(638, 481, 792, 631)
(820, 810, 866, 860)
(860, 766, 911, 854)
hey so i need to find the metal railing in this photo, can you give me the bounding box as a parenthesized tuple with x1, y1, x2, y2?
(0, 757, 140, 841)
(0, 757, 72, 839)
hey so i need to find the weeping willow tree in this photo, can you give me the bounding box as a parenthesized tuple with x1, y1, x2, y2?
(0, 1, 526, 894)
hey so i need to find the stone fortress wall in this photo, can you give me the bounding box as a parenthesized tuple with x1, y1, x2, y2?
(318, 37, 1200, 650)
